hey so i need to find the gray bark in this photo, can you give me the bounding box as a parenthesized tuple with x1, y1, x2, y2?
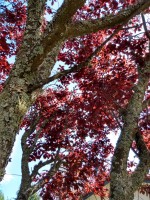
(0, 1, 150, 199)
(110, 57, 150, 200)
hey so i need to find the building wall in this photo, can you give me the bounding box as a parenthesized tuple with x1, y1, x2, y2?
(84, 191, 150, 200)
(134, 190, 150, 200)
(83, 182, 150, 200)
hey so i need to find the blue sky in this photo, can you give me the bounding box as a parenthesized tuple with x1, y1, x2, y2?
(0, 0, 142, 199)
(0, 1, 64, 199)
(0, 133, 22, 199)
(0, 131, 138, 199)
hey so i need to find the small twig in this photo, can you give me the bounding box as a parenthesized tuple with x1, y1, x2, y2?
(141, 13, 150, 40)
(131, 147, 139, 157)
(141, 13, 150, 51)
(111, 109, 123, 130)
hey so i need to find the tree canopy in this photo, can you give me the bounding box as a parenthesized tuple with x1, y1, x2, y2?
(0, 0, 150, 200)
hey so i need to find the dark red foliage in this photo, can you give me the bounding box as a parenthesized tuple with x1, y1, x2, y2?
(0, 0, 26, 90)
(1, 0, 150, 199)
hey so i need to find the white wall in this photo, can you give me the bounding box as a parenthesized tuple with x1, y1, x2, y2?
(84, 191, 150, 200)
(134, 190, 150, 200)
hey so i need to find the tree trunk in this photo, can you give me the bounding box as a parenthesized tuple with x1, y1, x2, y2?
(17, 181, 31, 200)
(0, 75, 32, 180)
(110, 58, 150, 200)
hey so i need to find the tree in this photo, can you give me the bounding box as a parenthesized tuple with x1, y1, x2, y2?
(28, 193, 40, 200)
(0, 0, 150, 200)
(0, 191, 4, 200)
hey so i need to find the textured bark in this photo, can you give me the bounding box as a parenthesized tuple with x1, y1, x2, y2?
(66, 0, 150, 38)
(16, 116, 61, 199)
(110, 57, 150, 200)
(0, 76, 32, 180)
(16, 119, 37, 200)
(0, 0, 150, 191)
(0, 0, 86, 181)
(17, 154, 31, 200)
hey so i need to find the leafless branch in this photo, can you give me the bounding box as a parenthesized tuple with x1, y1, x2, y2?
(131, 147, 139, 157)
(141, 13, 150, 40)
(141, 13, 150, 51)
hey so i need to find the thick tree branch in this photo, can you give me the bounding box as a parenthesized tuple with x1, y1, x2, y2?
(29, 26, 122, 91)
(0, 0, 48, 179)
(111, 53, 150, 173)
(1, 0, 150, 184)
(29, 0, 86, 71)
(131, 131, 150, 192)
(27, 0, 46, 22)
(111, 75, 148, 172)
(110, 55, 150, 199)
(27, 0, 150, 76)
(46, 0, 86, 28)
(24, 0, 46, 44)
(17, 111, 60, 199)
(66, 0, 150, 38)
(18, 115, 46, 199)
(0, 84, 33, 181)
(29, 148, 62, 196)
